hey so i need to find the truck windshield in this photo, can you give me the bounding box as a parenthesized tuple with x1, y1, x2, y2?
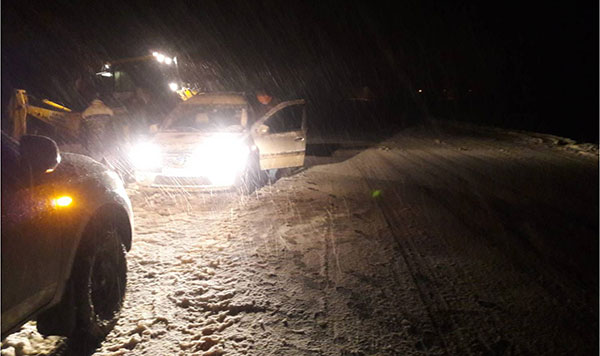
(163, 104, 246, 132)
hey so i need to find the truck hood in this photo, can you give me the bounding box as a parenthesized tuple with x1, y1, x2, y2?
(154, 131, 249, 153)
(31, 152, 133, 229)
(51, 153, 113, 187)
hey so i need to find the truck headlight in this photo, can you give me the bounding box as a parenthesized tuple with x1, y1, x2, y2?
(129, 142, 162, 170)
(191, 136, 249, 185)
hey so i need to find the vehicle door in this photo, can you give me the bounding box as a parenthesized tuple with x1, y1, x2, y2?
(1, 134, 64, 335)
(251, 99, 307, 170)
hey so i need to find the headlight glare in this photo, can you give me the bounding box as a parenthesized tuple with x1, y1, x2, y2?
(130, 142, 162, 170)
(191, 136, 249, 185)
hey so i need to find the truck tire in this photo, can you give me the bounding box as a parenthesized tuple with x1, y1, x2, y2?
(72, 222, 127, 342)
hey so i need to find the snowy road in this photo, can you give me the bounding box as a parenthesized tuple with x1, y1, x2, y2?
(3, 122, 598, 355)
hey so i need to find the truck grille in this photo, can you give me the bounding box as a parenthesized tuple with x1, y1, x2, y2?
(153, 175, 211, 187)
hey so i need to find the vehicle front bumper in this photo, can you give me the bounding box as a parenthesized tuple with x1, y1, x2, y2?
(133, 171, 235, 191)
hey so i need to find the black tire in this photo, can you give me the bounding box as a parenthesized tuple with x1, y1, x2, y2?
(72, 222, 127, 342)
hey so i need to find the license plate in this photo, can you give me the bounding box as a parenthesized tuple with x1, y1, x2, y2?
(162, 167, 193, 176)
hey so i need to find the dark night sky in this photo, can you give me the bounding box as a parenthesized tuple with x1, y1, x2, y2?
(2, 0, 598, 142)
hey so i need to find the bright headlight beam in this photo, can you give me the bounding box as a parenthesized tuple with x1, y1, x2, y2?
(129, 142, 162, 170)
(190, 135, 250, 186)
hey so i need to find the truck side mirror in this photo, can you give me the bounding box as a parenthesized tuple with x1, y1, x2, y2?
(20, 135, 61, 177)
(257, 124, 270, 135)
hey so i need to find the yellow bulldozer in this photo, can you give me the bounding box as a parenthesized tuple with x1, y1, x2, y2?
(7, 89, 137, 181)
(7, 51, 200, 143)
(8, 89, 82, 141)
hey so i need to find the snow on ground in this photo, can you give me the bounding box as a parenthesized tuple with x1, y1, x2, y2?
(2, 120, 598, 355)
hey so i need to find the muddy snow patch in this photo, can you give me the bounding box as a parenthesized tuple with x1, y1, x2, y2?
(1, 323, 62, 356)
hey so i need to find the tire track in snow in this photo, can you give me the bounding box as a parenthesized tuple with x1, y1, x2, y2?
(351, 159, 460, 355)
(353, 146, 520, 355)
(359, 131, 596, 354)
(393, 137, 597, 321)
(367, 151, 512, 353)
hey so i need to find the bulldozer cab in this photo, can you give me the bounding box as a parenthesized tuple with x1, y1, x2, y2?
(91, 53, 187, 133)
(95, 53, 181, 104)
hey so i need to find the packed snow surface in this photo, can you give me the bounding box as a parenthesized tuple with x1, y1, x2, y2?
(2, 121, 598, 355)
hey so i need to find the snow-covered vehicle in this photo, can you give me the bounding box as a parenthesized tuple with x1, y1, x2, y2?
(128, 93, 307, 191)
(1, 132, 134, 341)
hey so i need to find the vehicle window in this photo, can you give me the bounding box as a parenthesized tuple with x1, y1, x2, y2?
(265, 104, 304, 134)
(114, 71, 136, 92)
(165, 105, 246, 132)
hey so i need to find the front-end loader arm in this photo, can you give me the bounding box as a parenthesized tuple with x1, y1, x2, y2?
(8, 89, 82, 140)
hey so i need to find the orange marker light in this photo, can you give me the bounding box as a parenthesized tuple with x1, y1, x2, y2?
(53, 196, 73, 207)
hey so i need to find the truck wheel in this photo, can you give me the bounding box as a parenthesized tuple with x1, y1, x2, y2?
(73, 222, 127, 342)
